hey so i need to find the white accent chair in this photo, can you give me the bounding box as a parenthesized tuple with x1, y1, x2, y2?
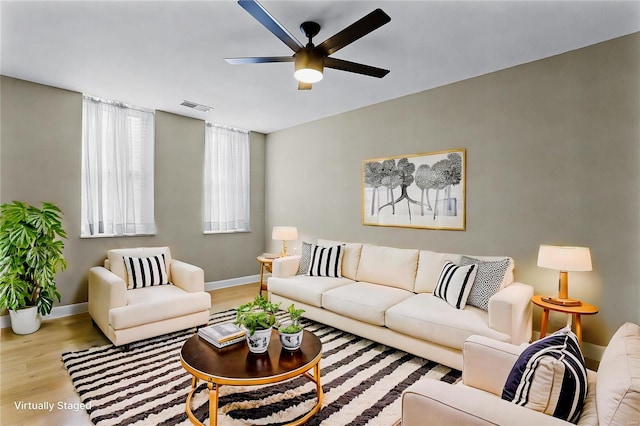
(401, 322, 639, 425)
(88, 247, 211, 347)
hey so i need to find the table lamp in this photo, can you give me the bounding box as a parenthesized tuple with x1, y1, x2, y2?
(272, 226, 298, 257)
(537, 244, 592, 306)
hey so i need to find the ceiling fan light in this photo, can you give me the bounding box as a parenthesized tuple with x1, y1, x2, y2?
(294, 49, 324, 83)
(294, 68, 323, 83)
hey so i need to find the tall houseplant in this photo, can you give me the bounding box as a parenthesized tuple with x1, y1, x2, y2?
(0, 201, 67, 334)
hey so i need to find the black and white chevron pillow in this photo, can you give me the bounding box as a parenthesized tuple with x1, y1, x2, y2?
(502, 326, 587, 423)
(123, 254, 169, 289)
(433, 261, 477, 309)
(306, 244, 344, 278)
(461, 256, 510, 311)
(296, 241, 313, 275)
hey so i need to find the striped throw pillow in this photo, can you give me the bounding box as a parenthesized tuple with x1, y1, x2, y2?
(306, 244, 344, 278)
(433, 261, 477, 309)
(502, 326, 587, 423)
(123, 254, 169, 289)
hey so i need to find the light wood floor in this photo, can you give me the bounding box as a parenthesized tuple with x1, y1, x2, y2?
(0, 283, 260, 426)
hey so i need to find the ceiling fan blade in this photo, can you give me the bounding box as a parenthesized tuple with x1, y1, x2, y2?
(225, 56, 294, 64)
(318, 9, 390, 56)
(324, 57, 389, 78)
(298, 82, 312, 90)
(238, 0, 303, 52)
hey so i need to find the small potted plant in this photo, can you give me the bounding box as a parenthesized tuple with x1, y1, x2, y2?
(279, 304, 305, 351)
(0, 201, 67, 334)
(235, 295, 280, 354)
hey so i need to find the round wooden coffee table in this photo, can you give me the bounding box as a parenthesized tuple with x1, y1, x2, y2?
(180, 329, 323, 426)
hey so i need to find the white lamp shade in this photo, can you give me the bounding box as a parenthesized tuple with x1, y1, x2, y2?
(272, 226, 298, 241)
(537, 245, 592, 271)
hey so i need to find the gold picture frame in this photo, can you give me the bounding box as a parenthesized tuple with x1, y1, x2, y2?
(362, 149, 466, 230)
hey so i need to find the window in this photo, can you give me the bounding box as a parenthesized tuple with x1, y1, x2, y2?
(81, 95, 156, 237)
(203, 123, 250, 233)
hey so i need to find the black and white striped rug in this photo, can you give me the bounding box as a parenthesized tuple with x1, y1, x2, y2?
(62, 310, 461, 425)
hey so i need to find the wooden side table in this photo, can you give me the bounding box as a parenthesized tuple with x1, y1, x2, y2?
(256, 256, 274, 296)
(531, 295, 599, 345)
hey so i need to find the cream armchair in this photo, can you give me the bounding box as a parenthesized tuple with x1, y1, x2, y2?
(88, 247, 211, 347)
(402, 322, 639, 426)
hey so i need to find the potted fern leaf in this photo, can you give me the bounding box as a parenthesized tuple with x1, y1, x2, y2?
(0, 201, 67, 334)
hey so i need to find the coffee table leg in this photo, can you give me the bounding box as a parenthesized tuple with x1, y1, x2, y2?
(185, 376, 201, 425)
(314, 363, 323, 401)
(209, 382, 218, 426)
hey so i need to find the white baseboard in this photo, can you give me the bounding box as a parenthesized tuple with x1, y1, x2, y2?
(1, 275, 260, 329)
(205, 274, 260, 291)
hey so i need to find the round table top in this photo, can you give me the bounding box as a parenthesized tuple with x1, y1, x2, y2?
(180, 329, 322, 384)
(531, 295, 599, 314)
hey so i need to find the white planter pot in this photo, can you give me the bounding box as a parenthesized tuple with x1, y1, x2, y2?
(246, 328, 272, 354)
(279, 330, 303, 351)
(9, 306, 41, 335)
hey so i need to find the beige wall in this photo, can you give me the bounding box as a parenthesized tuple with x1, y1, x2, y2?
(0, 76, 266, 308)
(265, 33, 640, 346)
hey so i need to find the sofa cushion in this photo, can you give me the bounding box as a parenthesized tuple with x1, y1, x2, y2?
(109, 284, 211, 329)
(268, 275, 354, 307)
(415, 250, 514, 294)
(502, 326, 587, 423)
(355, 244, 419, 291)
(596, 322, 640, 426)
(460, 256, 511, 311)
(123, 254, 169, 289)
(306, 244, 344, 278)
(385, 294, 510, 350)
(434, 261, 477, 309)
(322, 282, 414, 326)
(317, 239, 363, 280)
(108, 247, 172, 286)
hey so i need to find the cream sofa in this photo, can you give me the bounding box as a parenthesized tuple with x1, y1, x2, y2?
(88, 247, 211, 347)
(268, 240, 533, 370)
(402, 322, 640, 425)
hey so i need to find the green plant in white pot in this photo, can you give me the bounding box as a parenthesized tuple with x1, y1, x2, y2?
(0, 201, 67, 334)
(279, 304, 305, 351)
(235, 295, 280, 354)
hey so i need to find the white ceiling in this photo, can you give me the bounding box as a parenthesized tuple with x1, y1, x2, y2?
(1, 1, 639, 134)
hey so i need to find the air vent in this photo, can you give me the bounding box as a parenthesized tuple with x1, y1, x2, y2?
(180, 100, 213, 112)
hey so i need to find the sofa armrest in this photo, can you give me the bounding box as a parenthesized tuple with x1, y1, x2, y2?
(88, 266, 128, 332)
(170, 260, 205, 293)
(462, 335, 525, 395)
(272, 255, 301, 278)
(488, 281, 533, 344)
(402, 380, 569, 426)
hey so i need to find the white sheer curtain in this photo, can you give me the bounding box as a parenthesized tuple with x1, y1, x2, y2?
(203, 123, 250, 233)
(81, 95, 156, 237)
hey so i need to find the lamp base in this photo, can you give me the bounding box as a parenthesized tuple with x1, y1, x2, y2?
(542, 296, 582, 307)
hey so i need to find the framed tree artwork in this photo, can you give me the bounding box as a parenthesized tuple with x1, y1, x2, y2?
(362, 149, 466, 230)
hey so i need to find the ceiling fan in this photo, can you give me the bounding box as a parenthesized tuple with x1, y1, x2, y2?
(225, 0, 391, 90)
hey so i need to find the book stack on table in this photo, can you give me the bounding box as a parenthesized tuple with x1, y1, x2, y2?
(198, 323, 246, 348)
